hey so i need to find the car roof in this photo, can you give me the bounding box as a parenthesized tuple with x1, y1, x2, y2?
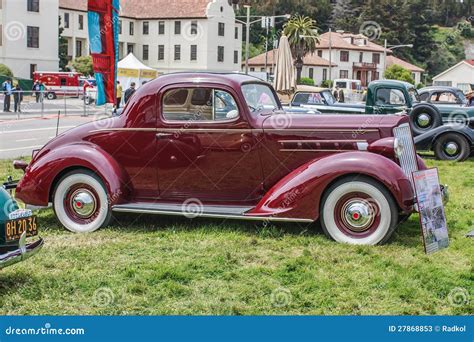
(419, 86, 462, 93)
(154, 72, 267, 87)
(294, 85, 329, 93)
(369, 80, 414, 88)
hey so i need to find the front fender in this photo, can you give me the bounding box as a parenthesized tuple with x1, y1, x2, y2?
(247, 151, 415, 220)
(414, 124, 474, 151)
(16, 143, 131, 206)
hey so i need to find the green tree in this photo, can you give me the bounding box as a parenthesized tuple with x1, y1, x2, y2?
(0, 64, 13, 77)
(384, 64, 414, 84)
(71, 56, 93, 76)
(58, 16, 69, 71)
(283, 15, 319, 82)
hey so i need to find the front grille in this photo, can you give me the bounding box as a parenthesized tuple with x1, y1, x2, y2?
(393, 123, 418, 186)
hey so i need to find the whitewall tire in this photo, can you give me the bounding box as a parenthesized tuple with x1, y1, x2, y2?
(320, 177, 399, 245)
(53, 171, 112, 233)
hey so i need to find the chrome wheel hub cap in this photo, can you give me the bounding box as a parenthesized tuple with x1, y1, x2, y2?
(71, 190, 96, 218)
(417, 113, 431, 128)
(444, 142, 459, 156)
(342, 200, 375, 232)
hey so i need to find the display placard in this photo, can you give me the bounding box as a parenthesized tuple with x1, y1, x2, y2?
(412, 168, 449, 254)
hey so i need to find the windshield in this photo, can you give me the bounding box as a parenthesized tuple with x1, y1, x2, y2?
(242, 83, 279, 113)
(321, 90, 336, 105)
(408, 88, 420, 103)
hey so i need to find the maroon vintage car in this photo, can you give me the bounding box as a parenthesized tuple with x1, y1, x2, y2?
(14, 73, 430, 245)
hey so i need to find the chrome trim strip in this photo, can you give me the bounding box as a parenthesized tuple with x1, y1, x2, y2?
(280, 149, 355, 152)
(90, 128, 157, 133)
(90, 128, 254, 134)
(265, 128, 378, 133)
(112, 207, 313, 223)
(279, 139, 367, 143)
(0, 237, 44, 269)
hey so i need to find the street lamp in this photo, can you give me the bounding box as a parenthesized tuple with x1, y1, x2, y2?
(235, 7, 290, 74)
(383, 40, 414, 78)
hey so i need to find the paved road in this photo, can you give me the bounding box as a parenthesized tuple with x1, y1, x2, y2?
(0, 115, 106, 159)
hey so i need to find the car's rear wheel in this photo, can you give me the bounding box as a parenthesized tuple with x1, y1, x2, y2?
(53, 170, 111, 233)
(320, 177, 398, 245)
(46, 92, 56, 100)
(433, 133, 470, 162)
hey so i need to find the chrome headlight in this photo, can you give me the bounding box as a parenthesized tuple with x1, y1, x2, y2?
(394, 137, 404, 158)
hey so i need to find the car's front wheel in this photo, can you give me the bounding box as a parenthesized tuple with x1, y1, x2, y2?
(433, 133, 470, 162)
(320, 176, 399, 245)
(53, 170, 112, 233)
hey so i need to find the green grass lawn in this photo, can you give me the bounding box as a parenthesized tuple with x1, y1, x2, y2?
(0, 157, 472, 315)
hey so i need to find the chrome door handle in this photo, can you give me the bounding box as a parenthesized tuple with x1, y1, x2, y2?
(156, 133, 174, 139)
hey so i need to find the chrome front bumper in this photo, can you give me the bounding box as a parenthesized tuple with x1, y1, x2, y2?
(0, 232, 43, 269)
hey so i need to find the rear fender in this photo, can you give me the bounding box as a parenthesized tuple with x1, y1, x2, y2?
(16, 143, 131, 206)
(247, 151, 415, 220)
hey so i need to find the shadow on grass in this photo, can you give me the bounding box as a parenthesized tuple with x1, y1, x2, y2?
(0, 271, 32, 297)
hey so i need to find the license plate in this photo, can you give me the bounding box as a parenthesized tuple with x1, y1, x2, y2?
(5, 216, 38, 242)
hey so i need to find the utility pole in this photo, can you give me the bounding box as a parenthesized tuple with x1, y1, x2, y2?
(383, 39, 387, 79)
(329, 28, 332, 84)
(245, 5, 251, 74)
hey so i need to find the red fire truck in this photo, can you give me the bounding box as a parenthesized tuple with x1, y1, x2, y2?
(33, 71, 95, 100)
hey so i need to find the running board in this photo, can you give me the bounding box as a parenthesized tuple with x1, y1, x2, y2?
(112, 203, 313, 223)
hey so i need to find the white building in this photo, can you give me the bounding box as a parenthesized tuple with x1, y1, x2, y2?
(0, 0, 59, 79)
(59, 0, 242, 74)
(432, 60, 474, 93)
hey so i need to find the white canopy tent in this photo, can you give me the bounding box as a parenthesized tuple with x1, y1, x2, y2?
(117, 53, 158, 90)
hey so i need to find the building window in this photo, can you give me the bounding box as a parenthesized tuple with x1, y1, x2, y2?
(373, 71, 380, 80)
(317, 50, 322, 57)
(234, 27, 238, 39)
(76, 40, 82, 57)
(340, 70, 349, 79)
(340, 51, 349, 62)
(118, 20, 122, 34)
(175, 21, 181, 35)
(218, 22, 225, 36)
(234, 50, 239, 64)
(359, 52, 363, 63)
(27, 0, 39, 12)
(322, 68, 327, 81)
(373, 53, 380, 64)
(191, 21, 198, 35)
(27, 26, 39, 48)
(158, 21, 165, 35)
(129, 22, 134, 36)
(143, 21, 149, 35)
(78, 15, 84, 30)
(30, 64, 37, 79)
(64, 13, 69, 28)
(174, 45, 181, 61)
(158, 45, 165, 61)
(309, 68, 314, 79)
(250, 67, 255, 72)
(143, 45, 149, 60)
(127, 43, 134, 54)
(217, 46, 224, 62)
(190, 45, 197, 61)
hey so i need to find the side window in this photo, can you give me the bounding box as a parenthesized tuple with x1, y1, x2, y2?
(376, 88, 406, 106)
(162, 88, 239, 122)
(431, 91, 456, 103)
(419, 92, 430, 102)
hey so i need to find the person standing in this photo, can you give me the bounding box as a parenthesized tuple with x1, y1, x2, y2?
(338, 88, 345, 103)
(13, 84, 23, 113)
(38, 81, 45, 103)
(333, 86, 340, 102)
(124, 82, 136, 104)
(116, 81, 123, 109)
(32, 81, 41, 103)
(2, 79, 13, 112)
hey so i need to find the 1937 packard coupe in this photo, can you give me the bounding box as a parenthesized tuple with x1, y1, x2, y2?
(13, 73, 444, 245)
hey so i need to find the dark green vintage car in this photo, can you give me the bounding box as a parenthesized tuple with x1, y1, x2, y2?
(0, 183, 43, 269)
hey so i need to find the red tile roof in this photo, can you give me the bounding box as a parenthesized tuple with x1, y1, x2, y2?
(247, 49, 336, 67)
(466, 59, 474, 66)
(59, 0, 211, 19)
(386, 55, 424, 72)
(317, 32, 389, 53)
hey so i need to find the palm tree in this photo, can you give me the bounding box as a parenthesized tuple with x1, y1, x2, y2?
(283, 16, 319, 83)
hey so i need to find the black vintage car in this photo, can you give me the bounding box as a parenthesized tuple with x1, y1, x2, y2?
(0, 181, 43, 269)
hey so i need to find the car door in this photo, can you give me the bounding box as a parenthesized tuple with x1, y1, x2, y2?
(155, 84, 264, 203)
(372, 87, 408, 114)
